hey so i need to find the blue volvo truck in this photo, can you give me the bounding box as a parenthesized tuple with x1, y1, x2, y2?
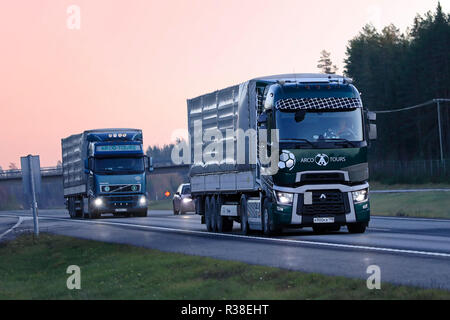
(61, 128, 151, 219)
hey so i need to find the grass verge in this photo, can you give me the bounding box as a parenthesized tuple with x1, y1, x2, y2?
(148, 199, 173, 211)
(0, 234, 449, 299)
(370, 192, 450, 219)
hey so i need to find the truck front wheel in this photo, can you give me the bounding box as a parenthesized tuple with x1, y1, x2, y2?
(262, 199, 280, 236)
(347, 222, 367, 234)
(239, 195, 249, 235)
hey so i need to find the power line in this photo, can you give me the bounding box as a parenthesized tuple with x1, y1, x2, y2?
(374, 99, 450, 114)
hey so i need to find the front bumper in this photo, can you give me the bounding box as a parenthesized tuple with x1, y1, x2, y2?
(90, 194, 148, 214)
(272, 183, 370, 227)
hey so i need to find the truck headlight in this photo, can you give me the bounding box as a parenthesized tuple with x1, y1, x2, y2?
(139, 195, 147, 205)
(352, 189, 368, 203)
(275, 191, 293, 205)
(94, 197, 103, 207)
(182, 198, 192, 203)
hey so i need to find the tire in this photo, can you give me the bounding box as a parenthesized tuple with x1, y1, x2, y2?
(68, 198, 76, 219)
(205, 197, 213, 232)
(262, 198, 280, 236)
(239, 195, 250, 235)
(347, 222, 367, 234)
(210, 196, 218, 232)
(215, 196, 224, 232)
(173, 201, 179, 215)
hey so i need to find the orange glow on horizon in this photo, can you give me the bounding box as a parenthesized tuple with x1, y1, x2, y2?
(0, 0, 446, 168)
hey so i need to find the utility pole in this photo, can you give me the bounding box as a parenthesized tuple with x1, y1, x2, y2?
(436, 99, 444, 162)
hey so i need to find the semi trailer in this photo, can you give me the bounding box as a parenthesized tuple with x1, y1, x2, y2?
(187, 74, 377, 235)
(61, 128, 151, 219)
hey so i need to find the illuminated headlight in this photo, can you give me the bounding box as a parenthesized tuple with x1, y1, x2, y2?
(182, 198, 192, 203)
(139, 196, 147, 205)
(352, 189, 368, 203)
(94, 198, 103, 207)
(275, 191, 293, 205)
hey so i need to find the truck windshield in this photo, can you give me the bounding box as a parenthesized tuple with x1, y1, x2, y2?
(95, 157, 144, 173)
(276, 108, 363, 143)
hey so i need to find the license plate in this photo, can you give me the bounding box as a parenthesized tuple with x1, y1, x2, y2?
(313, 217, 335, 224)
(115, 208, 127, 212)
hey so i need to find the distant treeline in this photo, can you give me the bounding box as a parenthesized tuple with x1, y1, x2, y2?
(345, 3, 450, 162)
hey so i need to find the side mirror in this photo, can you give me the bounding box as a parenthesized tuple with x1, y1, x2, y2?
(367, 111, 377, 140)
(257, 113, 268, 125)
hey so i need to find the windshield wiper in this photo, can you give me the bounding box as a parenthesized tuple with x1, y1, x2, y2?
(280, 139, 315, 148)
(319, 138, 357, 148)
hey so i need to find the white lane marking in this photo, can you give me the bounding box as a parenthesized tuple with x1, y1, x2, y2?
(24, 215, 450, 258)
(372, 216, 450, 223)
(0, 216, 30, 239)
(368, 227, 391, 232)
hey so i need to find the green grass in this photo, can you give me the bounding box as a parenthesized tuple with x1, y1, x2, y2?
(0, 234, 449, 300)
(370, 192, 450, 219)
(148, 199, 172, 210)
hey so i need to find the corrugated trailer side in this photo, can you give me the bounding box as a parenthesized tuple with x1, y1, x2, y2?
(187, 80, 259, 194)
(61, 132, 88, 197)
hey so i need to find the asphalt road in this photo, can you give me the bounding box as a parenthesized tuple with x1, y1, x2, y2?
(1, 209, 450, 290)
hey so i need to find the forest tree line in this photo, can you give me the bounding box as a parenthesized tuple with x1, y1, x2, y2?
(344, 3, 449, 161)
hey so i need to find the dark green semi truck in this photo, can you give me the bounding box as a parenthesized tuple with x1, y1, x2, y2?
(187, 74, 377, 235)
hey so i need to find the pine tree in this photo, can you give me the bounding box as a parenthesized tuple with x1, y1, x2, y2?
(317, 50, 338, 74)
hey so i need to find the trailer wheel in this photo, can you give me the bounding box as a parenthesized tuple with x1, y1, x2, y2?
(215, 196, 224, 232)
(210, 196, 218, 232)
(205, 196, 213, 232)
(347, 222, 367, 234)
(239, 195, 249, 235)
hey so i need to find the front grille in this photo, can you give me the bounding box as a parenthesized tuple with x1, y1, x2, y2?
(297, 190, 349, 215)
(312, 191, 343, 204)
(301, 172, 345, 184)
(101, 184, 140, 193)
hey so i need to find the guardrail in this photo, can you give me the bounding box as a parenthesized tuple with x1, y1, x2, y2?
(0, 166, 63, 180)
(0, 164, 189, 180)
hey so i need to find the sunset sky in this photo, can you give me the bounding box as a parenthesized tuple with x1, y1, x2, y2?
(0, 0, 447, 168)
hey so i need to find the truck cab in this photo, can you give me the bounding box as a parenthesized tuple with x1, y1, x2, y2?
(257, 76, 376, 234)
(63, 129, 151, 219)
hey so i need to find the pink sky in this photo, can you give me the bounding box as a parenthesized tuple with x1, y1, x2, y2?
(0, 0, 447, 168)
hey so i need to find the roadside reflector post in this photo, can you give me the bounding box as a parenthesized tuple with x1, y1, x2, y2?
(20, 155, 42, 237)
